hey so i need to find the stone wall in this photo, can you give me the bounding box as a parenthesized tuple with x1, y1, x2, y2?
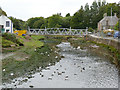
(86, 35, 120, 50)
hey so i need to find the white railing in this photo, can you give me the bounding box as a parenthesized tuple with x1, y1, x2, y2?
(28, 28, 88, 36)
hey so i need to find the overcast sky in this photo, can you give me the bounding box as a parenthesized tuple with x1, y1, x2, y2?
(0, 0, 119, 21)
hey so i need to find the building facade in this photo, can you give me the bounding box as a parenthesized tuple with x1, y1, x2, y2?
(98, 13, 118, 31)
(0, 15, 13, 33)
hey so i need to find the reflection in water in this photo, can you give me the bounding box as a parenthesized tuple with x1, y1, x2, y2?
(3, 42, 118, 88)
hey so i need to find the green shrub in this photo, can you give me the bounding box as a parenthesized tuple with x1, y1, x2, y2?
(88, 27, 94, 32)
(2, 37, 15, 47)
(2, 33, 24, 45)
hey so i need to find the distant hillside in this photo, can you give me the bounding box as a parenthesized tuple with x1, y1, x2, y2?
(0, 7, 7, 16)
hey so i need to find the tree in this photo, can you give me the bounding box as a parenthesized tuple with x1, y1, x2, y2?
(33, 17, 45, 28)
(27, 17, 41, 28)
(48, 14, 63, 28)
(62, 16, 71, 28)
(102, 0, 106, 6)
(114, 22, 119, 30)
(70, 6, 85, 29)
(0, 7, 7, 16)
(66, 13, 70, 17)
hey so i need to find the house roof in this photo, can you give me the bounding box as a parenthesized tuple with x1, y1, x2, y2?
(99, 16, 118, 26)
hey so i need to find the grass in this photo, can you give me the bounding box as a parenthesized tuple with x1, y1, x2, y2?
(2, 37, 15, 47)
(2, 35, 62, 83)
(2, 33, 24, 45)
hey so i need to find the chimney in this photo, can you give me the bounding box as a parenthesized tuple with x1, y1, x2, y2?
(114, 13, 117, 17)
(103, 13, 107, 17)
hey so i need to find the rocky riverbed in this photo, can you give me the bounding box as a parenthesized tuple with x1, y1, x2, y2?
(2, 42, 118, 88)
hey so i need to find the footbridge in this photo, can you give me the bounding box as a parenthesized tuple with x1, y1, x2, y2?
(28, 27, 88, 36)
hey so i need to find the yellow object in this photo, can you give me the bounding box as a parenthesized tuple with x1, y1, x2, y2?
(103, 29, 114, 34)
(14, 30, 27, 36)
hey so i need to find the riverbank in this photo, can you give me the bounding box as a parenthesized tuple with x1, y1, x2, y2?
(2, 34, 68, 83)
(3, 41, 118, 88)
(2, 34, 119, 84)
(69, 35, 120, 67)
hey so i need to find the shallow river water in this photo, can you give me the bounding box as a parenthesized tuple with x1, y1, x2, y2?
(3, 42, 118, 88)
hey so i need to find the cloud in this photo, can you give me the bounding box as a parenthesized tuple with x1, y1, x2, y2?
(0, 0, 119, 21)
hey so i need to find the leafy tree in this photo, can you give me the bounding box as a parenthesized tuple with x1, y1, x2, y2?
(48, 14, 63, 28)
(27, 17, 40, 28)
(70, 6, 85, 29)
(62, 16, 71, 28)
(114, 22, 119, 30)
(9, 17, 25, 30)
(33, 17, 45, 28)
(66, 13, 70, 17)
(0, 7, 7, 16)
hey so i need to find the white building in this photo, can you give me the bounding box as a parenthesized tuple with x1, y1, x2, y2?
(0, 15, 13, 33)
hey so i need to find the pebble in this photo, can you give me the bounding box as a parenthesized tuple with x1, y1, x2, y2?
(46, 67, 50, 70)
(48, 77, 52, 80)
(28, 75, 32, 79)
(51, 73, 54, 76)
(34, 49, 36, 52)
(41, 53, 44, 55)
(83, 67, 85, 70)
(62, 71, 65, 73)
(10, 73, 14, 76)
(41, 75, 44, 77)
(58, 72, 62, 75)
(65, 75, 68, 78)
(65, 78, 68, 80)
(77, 46, 80, 49)
(29, 85, 34, 88)
(3, 69, 5, 72)
(55, 56, 58, 59)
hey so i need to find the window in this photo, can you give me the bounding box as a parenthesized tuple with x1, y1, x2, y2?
(6, 29, 9, 32)
(6, 21, 10, 27)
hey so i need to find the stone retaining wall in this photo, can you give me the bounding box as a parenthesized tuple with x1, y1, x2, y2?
(87, 35, 120, 50)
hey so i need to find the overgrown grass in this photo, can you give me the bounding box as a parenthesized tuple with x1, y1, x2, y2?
(2, 33, 24, 45)
(2, 37, 15, 47)
(2, 35, 62, 83)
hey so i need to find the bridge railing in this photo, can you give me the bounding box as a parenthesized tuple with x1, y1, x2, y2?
(27, 28, 88, 36)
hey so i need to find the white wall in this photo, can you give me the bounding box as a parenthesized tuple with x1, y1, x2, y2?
(0, 15, 13, 33)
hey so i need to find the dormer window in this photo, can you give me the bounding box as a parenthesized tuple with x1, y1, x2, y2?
(6, 21, 10, 27)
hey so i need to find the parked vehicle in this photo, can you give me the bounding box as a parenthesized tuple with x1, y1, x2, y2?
(114, 31, 120, 38)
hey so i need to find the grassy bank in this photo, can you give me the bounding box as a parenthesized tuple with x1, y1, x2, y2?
(2, 35, 68, 83)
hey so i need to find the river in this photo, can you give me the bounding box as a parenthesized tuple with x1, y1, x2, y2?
(3, 42, 118, 88)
